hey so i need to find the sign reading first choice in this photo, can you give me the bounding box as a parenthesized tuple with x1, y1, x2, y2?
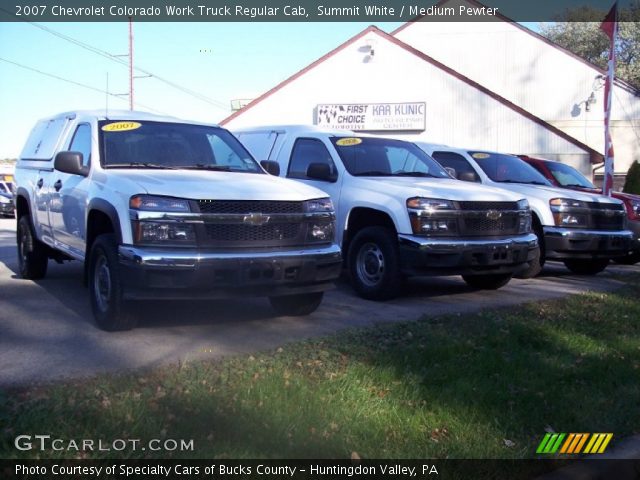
(316, 102, 426, 131)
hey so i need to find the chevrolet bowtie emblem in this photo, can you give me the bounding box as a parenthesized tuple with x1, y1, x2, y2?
(243, 212, 270, 226)
(486, 210, 502, 221)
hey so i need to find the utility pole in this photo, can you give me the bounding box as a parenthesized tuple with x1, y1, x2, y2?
(129, 17, 133, 110)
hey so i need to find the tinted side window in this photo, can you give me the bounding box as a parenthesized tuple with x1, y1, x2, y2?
(432, 151, 480, 182)
(288, 138, 336, 180)
(69, 124, 92, 167)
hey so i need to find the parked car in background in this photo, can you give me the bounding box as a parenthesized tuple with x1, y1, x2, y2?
(415, 143, 633, 278)
(234, 126, 539, 298)
(0, 180, 13, 196)
(0, 191, 14, 217)
(14, 111, 342, 330)
(520, 155, 640, 265)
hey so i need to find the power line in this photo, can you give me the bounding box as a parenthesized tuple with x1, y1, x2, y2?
(0, 56, 167, 115)
(27, 21, 231, 111)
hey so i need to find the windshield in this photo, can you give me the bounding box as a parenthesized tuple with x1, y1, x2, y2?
(99, 121, 262, 173)
(469, 151, 551, 185)
(545, 161, 595, 189)
(331, 137, 450, 178)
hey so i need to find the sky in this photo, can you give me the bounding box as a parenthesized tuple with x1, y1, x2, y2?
(0, 20, 542, 159)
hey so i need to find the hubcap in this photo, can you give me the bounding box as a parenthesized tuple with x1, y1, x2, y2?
(18, 224, 28, 268)
(93, 254, 112, 313)
(356, 242, 385, 287)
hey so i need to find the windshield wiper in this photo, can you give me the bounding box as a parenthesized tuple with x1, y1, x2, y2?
(498, 179, 547, 185)
(106, 162, 178, 170)
(394, 171, 439, 178)
(353, 171, 393, 176)
(182, 164, 232, 171)
(562, 183, 592, 188)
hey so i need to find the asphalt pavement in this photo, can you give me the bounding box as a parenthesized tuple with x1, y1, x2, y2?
(1, 216, 638, 387)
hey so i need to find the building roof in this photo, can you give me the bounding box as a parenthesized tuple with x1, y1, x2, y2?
(221, 25, 602, 163)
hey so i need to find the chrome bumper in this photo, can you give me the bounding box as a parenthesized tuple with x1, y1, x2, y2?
(543, 227, 634, 259)
(397, 233, 538, 276)
(117, 244, 342, 300)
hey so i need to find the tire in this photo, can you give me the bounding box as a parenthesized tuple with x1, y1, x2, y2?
(88, 233, 136, 331)
(348, 226, 403, 300)
(269, 292, 324, 316)
(613, 252, 640, 265)
(16, 215, 48, 279)
(563, 258, 610, 275)
(462, 273, 513, 290)
(514, 224, 545, 279)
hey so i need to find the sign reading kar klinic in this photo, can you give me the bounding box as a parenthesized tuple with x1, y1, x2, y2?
(316, 103, 426, 131)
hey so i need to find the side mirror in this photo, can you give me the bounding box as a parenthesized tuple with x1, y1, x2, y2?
(444, 167, 457, 178)
(54, 151, 88, 177)
(306, 163, 337, 182)
(260, 160, 280, 176)
(459, 171, 478, 182)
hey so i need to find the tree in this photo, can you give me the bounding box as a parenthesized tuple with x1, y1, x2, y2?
(539, 3, 640, 89)
(623, 160, 640, 194)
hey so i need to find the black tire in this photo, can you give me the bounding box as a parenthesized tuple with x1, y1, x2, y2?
(613, 252, 640, 265)
(563, 258, 610, 275)
(16, 215, 48, 279)
(515, 224, 545, 279)
(269, 292, 324, 316)
(348, 226, 403, 300)
(88, 233, 136, 331)
(462, 273, 513, 290)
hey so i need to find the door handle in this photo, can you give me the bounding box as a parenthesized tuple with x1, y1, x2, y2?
(36, 178, 44, 189)
(54, 180, 62, 192)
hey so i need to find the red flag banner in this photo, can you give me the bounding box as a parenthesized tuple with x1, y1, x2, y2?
(600, 2, 617, 196)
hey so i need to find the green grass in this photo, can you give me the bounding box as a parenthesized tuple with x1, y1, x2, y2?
(2, 276, 640, 459)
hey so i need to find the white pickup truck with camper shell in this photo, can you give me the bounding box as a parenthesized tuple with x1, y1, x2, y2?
(14, 111, 342, 331)
(233, 125, 539, 299)
(415, 143, 633, 278)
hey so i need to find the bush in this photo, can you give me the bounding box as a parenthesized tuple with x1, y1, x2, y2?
(623, 161, 640, 194)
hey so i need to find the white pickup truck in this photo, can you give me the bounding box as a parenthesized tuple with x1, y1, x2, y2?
(233, 126, 538, 299)
(14, 111, 342, 330)
(415, 143, 633, 277)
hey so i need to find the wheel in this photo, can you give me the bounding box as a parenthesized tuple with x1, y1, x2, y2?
(17, 215, 48, 279)
(462, 273, 513, 290)
(514, 225, 544, 279)
(348, 226, 403, 300)
(613, 252, 640, 265)
(269, 292, 324, 316)
(88, 233, 136, 331)
(563, 258, 610, 275)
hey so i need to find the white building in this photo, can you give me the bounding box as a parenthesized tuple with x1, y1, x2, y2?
(393, 0, 640, 184)
(222, 26, 599, 170)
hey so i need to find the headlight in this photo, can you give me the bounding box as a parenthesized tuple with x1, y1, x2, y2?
(517, 199, 529, 210)
(407, 197, 455, 211)
(134, 222, 196, 244)
(0, 196, 9, 204)
(307, 222, 334, 242)
(549, 198, 587, 209)
(304, 197, 334, 213)
(550, 198, 588, 228)
(407, 197, 457, 235)
(627, 199, 640, 220)
(130, 195, 191, 212)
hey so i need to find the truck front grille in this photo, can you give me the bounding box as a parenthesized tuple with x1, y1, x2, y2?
(197, 200, 304, 214)
(460, 212, 521, 236)
(458, 201, 519, 211)
(204, 223, 301, 242)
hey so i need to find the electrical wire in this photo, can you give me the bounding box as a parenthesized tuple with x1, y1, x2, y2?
(0, 56, 168, 114)
(26, 20, 230, 111)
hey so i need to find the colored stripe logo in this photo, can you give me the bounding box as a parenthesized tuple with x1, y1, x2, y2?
(536, 433, 613, 454)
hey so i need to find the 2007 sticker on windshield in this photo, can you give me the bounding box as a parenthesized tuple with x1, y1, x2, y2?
(101, 122, 142, 132)
(336, 138, 362, 146)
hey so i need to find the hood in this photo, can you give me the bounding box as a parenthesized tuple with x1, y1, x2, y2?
(351, 177, 525, 202)
(486, 181, 624, 206)
(100, 169, 328, 201)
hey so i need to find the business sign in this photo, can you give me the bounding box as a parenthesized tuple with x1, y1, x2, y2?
(316, 102, 426, 131)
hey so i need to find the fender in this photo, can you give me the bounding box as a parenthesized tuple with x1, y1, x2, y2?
(86, 198, 123, 244)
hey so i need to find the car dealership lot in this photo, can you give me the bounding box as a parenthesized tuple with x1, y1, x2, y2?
(0, 216, 637, 387)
